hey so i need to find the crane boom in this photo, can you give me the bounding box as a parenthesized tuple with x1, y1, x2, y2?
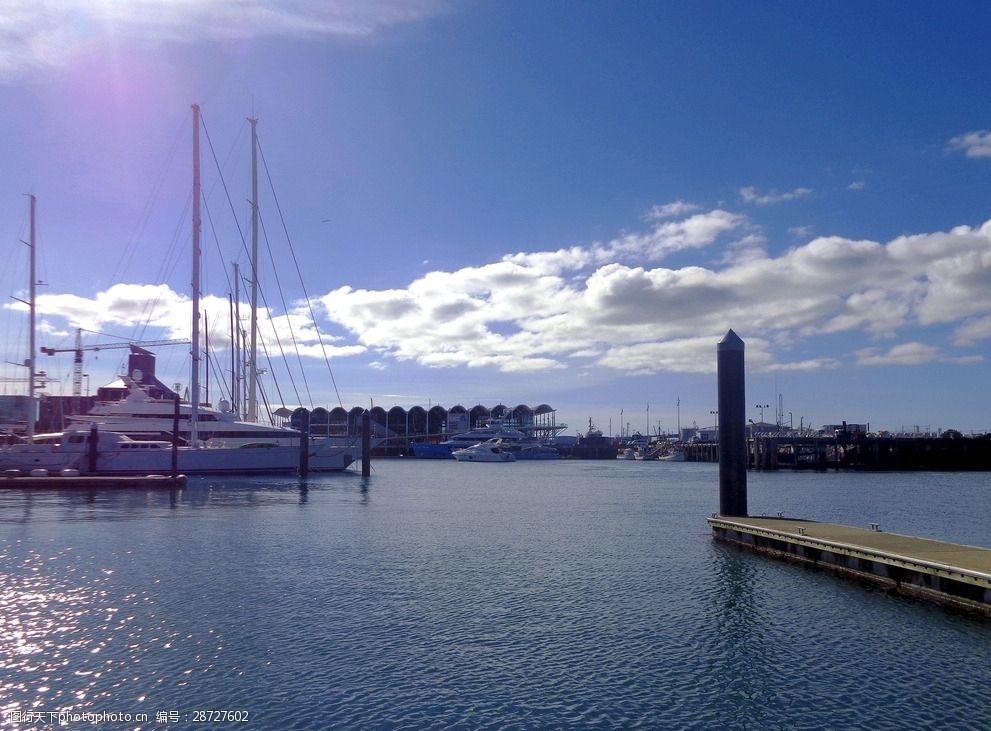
(40, 330, 190, 396)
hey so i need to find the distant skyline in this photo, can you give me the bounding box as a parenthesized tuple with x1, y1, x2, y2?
(3, 1, 991, 435)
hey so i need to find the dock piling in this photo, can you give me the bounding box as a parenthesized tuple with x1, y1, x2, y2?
(717, 329, 748, 517)
(172, 394, 180, 480)
(361, 411, 371, 477)
(87, 425, 98, 474)
(298, 408, 310, 477)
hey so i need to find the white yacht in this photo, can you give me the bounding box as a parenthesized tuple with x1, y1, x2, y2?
(0, 426, 357, 475)
(70, 375, 356, 450)
(5, 107, 363, 475)
(451, 439, 517, 462)
(412, 419, 559, 459)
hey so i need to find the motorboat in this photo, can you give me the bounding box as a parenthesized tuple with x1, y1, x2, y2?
(499, 440, 560, 460)
(412, 419, 557, 459)
(451, 439, 517, 462)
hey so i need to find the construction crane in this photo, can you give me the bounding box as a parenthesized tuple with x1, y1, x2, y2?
(41, 328, 189, 396)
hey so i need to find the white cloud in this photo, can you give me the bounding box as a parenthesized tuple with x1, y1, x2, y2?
(739, 186, 813, 206)
(14, 282, 366, 362)
(598, 209, 745, 262)
(948, 130, 991, 159)
(643, 201, 701, 221)
(314, 211, 991, 376)
(597, 337, 721, 374)
(848, 180, 867, 190)
(856, 342, 940, 366)
(25, 209, 991, 381)
(954, 316, 991, 346)
(0, 0, 448, 78)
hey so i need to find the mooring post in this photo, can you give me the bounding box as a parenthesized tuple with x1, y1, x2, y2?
(88, 424, 98, 474)
(298, 408, 310, 477)
(361, 411, 371, 478)
(171, 394, 180, 480)
(717, 329, 748, 517)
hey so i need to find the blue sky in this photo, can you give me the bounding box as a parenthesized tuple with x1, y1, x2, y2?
(3, 1, 991, 436)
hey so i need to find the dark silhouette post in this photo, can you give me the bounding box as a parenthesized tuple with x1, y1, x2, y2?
(171, 394, 180, 480)
(361, 411, 371, 477)
(88, 425, 98, 474)
(298, 408, 310, 477)
(717, 329, 748, 516)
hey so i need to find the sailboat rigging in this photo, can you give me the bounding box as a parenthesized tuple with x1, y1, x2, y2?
(0, 104, 364, 474)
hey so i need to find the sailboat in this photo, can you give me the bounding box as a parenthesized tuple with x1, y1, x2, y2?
(0, 194, 78, 472)
(3, 106, 362, 475)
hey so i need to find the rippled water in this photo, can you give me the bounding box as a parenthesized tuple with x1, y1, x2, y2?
(1, 461, 989, 730)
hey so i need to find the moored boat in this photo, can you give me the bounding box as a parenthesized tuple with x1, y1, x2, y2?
(35, 107, 362, 474)
(569, 419, 618, 459)
(0, 426, 357, 475)
(451, 439, 517, 462)
(72, 371, 361, 451)
(412, 419, 557, 459)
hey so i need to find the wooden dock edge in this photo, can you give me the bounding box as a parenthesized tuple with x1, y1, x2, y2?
(0, 474, 188, 489)
(707, 516, 991, 618)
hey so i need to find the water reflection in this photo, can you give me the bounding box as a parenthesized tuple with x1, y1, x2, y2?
(0, 464, 989, 730)
(0, 546, 149, 721)
(0, 472, 374, 524)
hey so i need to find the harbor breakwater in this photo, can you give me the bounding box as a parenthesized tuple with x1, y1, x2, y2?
(683, 433, 991, 470)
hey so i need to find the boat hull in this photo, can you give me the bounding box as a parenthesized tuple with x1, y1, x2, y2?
(1, 431, 361, 475)
(91, 444, 357, 474)
(452, 451, 515, 462)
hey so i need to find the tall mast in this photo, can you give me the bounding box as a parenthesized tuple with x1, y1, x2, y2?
(247, 116, 259, 423)
(27, 194, 36, 438)
(234, 261, 243, 417)
(228, 290, 236, 415)
(191, 104, 202, 444)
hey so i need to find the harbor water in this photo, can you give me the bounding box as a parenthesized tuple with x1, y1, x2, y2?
(1, 460, 989, 730)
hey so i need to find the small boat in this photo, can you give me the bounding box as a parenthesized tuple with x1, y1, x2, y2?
(570, 419, 618, 459)
(486, 437, 559, 460)
(451, 440, 517, 462)
(658, 449, 686, 462)
(412, 418, 557, 459)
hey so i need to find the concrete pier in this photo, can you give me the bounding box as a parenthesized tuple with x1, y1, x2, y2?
(708, 515, 991, 617)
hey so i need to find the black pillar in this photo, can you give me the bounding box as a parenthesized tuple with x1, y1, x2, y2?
(171, 394, 180, 480)
(298, 408, 310, 477)
(717, 329, 748, 517)
(361, 411, 371, 477)
(88, 424, 98, 474)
